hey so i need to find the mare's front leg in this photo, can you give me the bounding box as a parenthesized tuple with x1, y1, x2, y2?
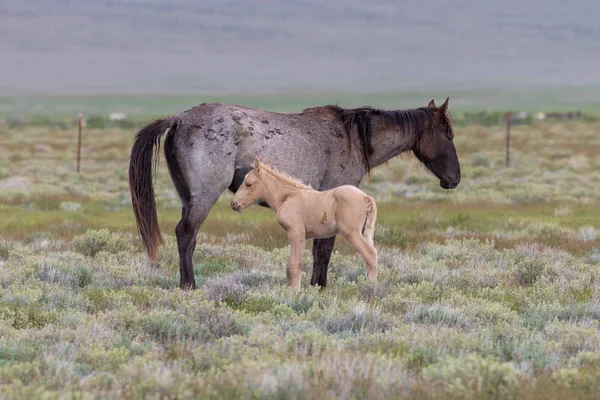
(286, 230, 306, 291)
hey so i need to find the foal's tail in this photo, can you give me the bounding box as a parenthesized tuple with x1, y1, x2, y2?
(128, 117, 175, 260)
(362, 196, 378, 245)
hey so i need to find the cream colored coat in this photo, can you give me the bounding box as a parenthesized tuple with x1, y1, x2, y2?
(231, 158, 377, 290)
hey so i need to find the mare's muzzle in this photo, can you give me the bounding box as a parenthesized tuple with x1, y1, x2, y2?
(440, 176, 460, 190)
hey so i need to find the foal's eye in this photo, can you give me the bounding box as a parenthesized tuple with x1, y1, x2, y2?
(245, 181, 252, 187)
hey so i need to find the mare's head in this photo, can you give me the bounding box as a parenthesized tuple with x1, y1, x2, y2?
(230, 157, 267, 212)
(413, 97, 461, 189)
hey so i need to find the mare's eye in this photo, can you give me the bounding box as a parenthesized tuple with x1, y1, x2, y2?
(245, 181, 252, 187)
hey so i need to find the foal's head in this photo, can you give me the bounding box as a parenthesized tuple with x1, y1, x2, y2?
(230, 157, 267, 213)
(414, 97, 461, 189)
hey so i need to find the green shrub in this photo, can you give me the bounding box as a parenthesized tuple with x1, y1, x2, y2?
(0, 302, 59, 329)
(404, 175, 429, 185)
(281, 329, 337, 358)
(75, 266, 93, 288)
(374, 225, 406, 248)
(77, 343, 131, 372)
(194, 304, 245, 340)
(359, 280, 392, 301)
(0, 240, 9, 260)
(59, 201, 82, 212)
(472, 154, 492, 167)
(85, 115, 107, 129)
(72, 229, 133, 257)
(234, 270, 279, 288)
(234, 295, 276, 314)
(368, 172, 385, 183)
(404, 303, 471, 328)
(551, 365, 600, 392)
(0, 164, 10, 180)
(285, 292, 323, 315)
(84, 288, 112, 313)
(317, 303, 390, 335)
(118, 119, 136, 129)
(269, 304, 296, 319)
(423, 354, 519, 398)
(509, 188, 550, 204)
(141, 310, 185, 340)
(25, 231, 52, 244)
(0, 361, 42, 385)
(351, 334, 409, 358)
(513, 256, 545, 286)
(569, 351, 600, 368)
(139, 302, 243, 342)
(0, 342, 39, 364)
(193, 258, 237, 286)
(204, 275, 249, 305)
(406, 345, 439, 370)
(580, 113, 600, 123)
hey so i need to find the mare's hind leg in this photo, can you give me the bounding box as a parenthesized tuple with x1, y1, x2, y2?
(311, 237, 336, 287)
(175, 195, 219, 290)
(342, 232, 378, 282)
(172, 157, 235, 290)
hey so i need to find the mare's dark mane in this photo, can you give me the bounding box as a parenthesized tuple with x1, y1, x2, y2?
(319, 105, 452, 171)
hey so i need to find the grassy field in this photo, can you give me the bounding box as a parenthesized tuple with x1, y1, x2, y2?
(3, 86, 600, 119)
(1, 112, 600, 398)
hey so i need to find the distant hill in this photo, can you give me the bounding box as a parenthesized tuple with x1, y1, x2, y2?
(2, 0, 600, 94)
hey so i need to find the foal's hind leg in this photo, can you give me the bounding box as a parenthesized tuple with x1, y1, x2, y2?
(342, 232, 378, 282)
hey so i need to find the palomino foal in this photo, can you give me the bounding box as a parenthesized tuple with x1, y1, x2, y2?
(231, 157, 378, 290)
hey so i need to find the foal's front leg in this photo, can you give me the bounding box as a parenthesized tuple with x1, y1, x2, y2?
(286, 230, 306, 291)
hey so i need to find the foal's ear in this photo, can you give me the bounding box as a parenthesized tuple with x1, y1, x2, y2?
(436, 97, 450, 117)
(253, 156, 261, 170)
(428, 99, 436, 109)
(267, 161, 273, 168)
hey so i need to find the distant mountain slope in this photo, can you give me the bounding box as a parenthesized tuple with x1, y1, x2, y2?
(1, 0, 600, 94)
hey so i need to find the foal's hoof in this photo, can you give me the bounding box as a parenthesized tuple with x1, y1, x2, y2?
(287, 285, 302, 294)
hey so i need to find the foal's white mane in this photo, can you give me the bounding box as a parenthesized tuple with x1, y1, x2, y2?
(258, 161, 313, 191)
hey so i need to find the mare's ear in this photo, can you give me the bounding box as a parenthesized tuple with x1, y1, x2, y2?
(428, 99, 436, 109)
(267, 161, 273, 168)
(436, 97, 449, 117)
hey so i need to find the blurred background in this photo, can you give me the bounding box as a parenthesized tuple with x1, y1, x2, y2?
(1, 0, 600, 118)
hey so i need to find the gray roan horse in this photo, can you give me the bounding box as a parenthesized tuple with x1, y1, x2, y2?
(129, 97, 461, 290)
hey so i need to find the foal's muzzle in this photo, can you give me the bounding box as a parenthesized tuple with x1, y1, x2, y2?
(230, 201, 242, 213)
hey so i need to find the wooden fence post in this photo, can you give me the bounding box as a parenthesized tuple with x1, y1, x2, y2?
(505, 112, 511, 167)
(77, 113, 83, 173)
